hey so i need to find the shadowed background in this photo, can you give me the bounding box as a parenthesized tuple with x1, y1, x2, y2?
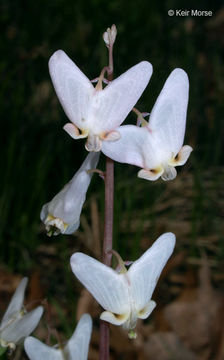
(0, 0, 224, 359)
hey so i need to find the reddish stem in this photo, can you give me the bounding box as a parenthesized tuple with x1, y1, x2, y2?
(99, 157, 114, 360)
(99, 33, 115, 360)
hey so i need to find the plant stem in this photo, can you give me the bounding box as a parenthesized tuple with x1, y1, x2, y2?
(99, 157, 114, 360)
(99, 29, 115, 360)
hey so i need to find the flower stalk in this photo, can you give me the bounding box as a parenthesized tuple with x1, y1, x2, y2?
(99, 25, 116, 360)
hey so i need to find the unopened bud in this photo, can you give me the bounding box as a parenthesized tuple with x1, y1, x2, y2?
(103, 24, 117, 48)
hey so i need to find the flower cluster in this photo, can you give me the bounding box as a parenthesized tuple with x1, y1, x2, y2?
(1, 25, 193, 359)
(38, 24, 192, 341)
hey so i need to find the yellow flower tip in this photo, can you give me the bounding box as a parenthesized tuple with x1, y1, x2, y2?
(100, 130, 121, 142)
(100, 311, 129, 326)
(169, 145, 193, 167)
(138, 166, 164, 181)
(63, 123, 89, 140)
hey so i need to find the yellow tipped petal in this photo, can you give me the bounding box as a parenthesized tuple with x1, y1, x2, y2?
(63, 123, 88, 140)
(100, 130, 121, 142)
(169, 145, 193, 166)
(138, 166, 164, 181)
(100, 311, 129, 326)
(138, 300, 156, 319)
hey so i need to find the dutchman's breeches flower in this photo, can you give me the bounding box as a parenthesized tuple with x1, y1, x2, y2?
(48, 50, 153, 152)
(40, 152, 100, 236)
(102, 69, 193, 181)
(70, 233, 176, 338)
(24, 313, 92, 360)
(0, 278, 43, 350)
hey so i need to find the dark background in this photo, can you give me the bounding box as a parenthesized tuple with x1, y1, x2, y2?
(0, 0, 224, 359)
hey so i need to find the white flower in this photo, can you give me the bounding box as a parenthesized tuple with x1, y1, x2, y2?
(102, 69, 193, 181)
(24, 314, 92, 360)
(40, 152, 100, 236)
(0, 278, 43, 350)
(48, 50, 153, 151)
(70, 233, 175, 339)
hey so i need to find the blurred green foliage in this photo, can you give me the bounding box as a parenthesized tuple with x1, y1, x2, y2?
(0, 0, 223, 273)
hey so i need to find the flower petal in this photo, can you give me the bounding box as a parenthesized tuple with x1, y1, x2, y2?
(1, 278, 28, 329)
(65, 314, 92, 360)
(101, 125, 149, 168)
(63, 123, 88, 140)
(100, 311, 129, 326)
(85, 134, 102, 152)
(128, 233, 175, 312)
(138, 167, 164, 181)
(100, 130, 121, 142)
(70, 253, 129, 315)
(148, 68, 189, 156)
(138, 300, 156, 319)
(49, 50, 94, 131)
(24, 337, 61, 360)
(161, 165, 177, 181)
(170, 145, 193, 166)
(91, 61, 153, 133)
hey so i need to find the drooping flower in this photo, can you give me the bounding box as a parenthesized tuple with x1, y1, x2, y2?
(40, 152, 100, 236)
(48, 50, 153, 151)
(0, 278, 43, 350)
(70, 233, 175, 339)
(102, 69, 193, 181)
(24, 313, 92, 360)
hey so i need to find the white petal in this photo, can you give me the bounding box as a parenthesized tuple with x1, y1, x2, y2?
(128, 233, 176, 312)
(91, 61, 153, 133)
(170, 145, 193, 166)
(1, 306, 43, 344)
(40, 152, 99, 229)
(63, 123, 88, 140)
(138, 167, 164, 181)
(70, 253, 129, 314)
(138, 300, 156, 319)
(65, 314, 92, 360)
(24, 337, 62, 360)
(85, 134, 102, 152)
(101, 125, 150, 168)
(101, 130, 121, 142)
(49, 50, 94, 130)
(100, 311, 129, 326)
(64, 219, 80, 235)
(1, 278, 28, 329)
(77, 151, 100, 172)
(148, 68, 189, 155)
(161, 165, 177, 181)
